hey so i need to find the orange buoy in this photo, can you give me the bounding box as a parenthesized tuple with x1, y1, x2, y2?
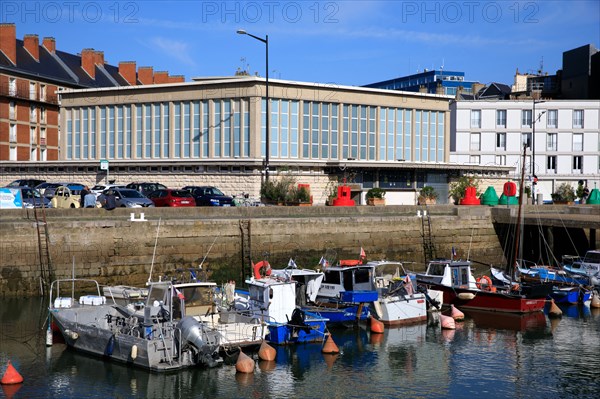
(235, 349, 255, 373)
(548, 299, 562, 318)
(370, 316, 384, 334)
(450, 305, 465, 321)
(321, 334, 340, 354)
(1, 361, 23, 385)
(440, 314, 456, 330)
(591, 291, 600, 308)
(258, 340, 276, 362)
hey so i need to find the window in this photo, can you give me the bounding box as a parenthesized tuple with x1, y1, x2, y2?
(9, 101, 15, 119)
(470, 110, 481, 128)
(9, 124, 16, 142)
(470, 133, 480, 151)
(547, 133, 557, 151)
(495, 155, 506, 165)
(9, 78, 16, 96)
(573, 133, 583, 151)
(40, 84, 46, 101)
(40, 107, 46, 123)
(496, 110, 506, 127)
(496, 132, 506, 149)
(522, 132, 532, 148)
(547, 110, 557, 128)
(522, 110, 532, 127)
(547, 156, 556, 172)
(29, 82, 36, 99)
(9, 146, 17, 160)
(573, 155, 583, 172)
(469, 155, 480, 164)
(40, 127, 46, 146)
(30, 105, 37, 122)
(573, 110, 584, 128)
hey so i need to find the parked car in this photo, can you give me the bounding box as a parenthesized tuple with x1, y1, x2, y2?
(90, 184, 127, 198)
(38, 182, 84, 199)
(7, 179, 46, 188)
(18, 187, 52, 208)
(50, 186, 81, 208)
(147, 189, 196, 207)
(98, 188, 155, 208)
(182, 186, 234, 207)
(126, 182, 167, 197)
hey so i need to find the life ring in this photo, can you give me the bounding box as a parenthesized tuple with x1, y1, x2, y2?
(476, 275, 494, 291)
(253, 261, 271, 279)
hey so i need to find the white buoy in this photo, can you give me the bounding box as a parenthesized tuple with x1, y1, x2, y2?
(131, 345, 138, 360)
(45, 327, 53, 346)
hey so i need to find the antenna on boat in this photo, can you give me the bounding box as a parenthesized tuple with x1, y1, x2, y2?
(148, 217, 162, 285)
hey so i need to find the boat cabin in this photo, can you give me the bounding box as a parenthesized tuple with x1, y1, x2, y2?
(318, 263, 378, 303)
(420, 260, 478, 289)
(246, 279, 297, 324)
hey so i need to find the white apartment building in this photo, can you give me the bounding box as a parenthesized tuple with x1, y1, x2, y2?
(450, 100, 600, 202)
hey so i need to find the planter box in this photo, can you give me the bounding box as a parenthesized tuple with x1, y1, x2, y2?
(418, 197, 437, 205)
(367, 198, 385, 206)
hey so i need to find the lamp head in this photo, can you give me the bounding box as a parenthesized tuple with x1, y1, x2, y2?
(236, 29, 247, 35)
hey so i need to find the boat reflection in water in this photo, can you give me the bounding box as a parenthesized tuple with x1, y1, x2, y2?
(461, 309, 548, 332)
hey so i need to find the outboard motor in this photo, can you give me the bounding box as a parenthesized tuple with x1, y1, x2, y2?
(176, 316, 221, 367)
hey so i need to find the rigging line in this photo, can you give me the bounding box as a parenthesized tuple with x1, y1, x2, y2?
(148, 217, 162, 284)
(199, 233, 220, 270)
(467, 225, 475, 261)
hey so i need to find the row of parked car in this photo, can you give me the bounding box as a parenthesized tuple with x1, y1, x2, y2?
(5, 179, 235, 209)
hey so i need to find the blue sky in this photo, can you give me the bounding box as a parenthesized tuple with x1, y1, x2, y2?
(3, 1, 599, 86)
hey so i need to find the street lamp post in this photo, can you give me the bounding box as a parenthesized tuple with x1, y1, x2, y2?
(237, 29, 269, 181)
(531, 99, 545, 204)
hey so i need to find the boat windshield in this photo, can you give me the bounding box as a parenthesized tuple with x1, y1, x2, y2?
(583, 252, 600, 263)
(427, 263, 446, 276)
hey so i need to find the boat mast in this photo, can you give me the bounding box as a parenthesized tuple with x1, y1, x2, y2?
(510, 142, 527, 278)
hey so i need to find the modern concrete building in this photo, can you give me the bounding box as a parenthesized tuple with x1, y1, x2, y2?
(0, 76, 513, 204)
(364, 70, 478, 97)
(450, 99, 600, 202)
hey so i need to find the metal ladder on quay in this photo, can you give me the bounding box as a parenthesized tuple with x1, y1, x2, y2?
(239, 219, 252, 282)
(33, 205, 53, 295)
(420, 206, 436, 264)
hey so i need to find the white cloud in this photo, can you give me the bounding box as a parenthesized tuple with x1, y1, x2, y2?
(146, 37, 197, 66)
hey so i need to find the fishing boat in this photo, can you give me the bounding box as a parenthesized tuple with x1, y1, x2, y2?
(49, 278, 222, 371)
(305, 251, 379, 325)
(232, 262, 328, 345)
(416, 259, 550, 313)
(563, 250, 600, 287)
(548, 286, 592, 305)
(370, 261, 427, 326)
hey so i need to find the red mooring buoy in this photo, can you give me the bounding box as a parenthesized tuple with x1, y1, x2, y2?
(1, 361, 23, 385)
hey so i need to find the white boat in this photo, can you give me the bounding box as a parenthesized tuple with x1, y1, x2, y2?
(49, 278, 222, 371)
(370, 261, 427, 326)
(563, 250, 600, 287)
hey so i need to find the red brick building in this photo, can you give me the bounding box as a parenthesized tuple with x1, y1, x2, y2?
(0, 23, 184, 162)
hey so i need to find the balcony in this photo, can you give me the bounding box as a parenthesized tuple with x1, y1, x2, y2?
(0, 83, 58, 105)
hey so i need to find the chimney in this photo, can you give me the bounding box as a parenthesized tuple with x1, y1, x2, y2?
(119, 61, 137, 86)
(94, 50, 104, 66)
(23, 34, 39, 61)
(168, 75, 185, 83)
(153, 71, 169, 84)
(138, 66, 153, 85)
(81, 48, 96, 79)
(0, 23, 17, 65)
(42, 37, 56, 54)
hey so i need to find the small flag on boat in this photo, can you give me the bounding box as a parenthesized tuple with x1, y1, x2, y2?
(360, 247, 366, 260)
(190, 269, 197, 281)
(175, 288, 185, 300)
(404, 274, 414, 295)
(288, 258, 298, 269)
(452, 247, 457, 259)
(318, 256, 329, 268)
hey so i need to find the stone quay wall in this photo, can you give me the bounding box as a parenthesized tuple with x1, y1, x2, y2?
(0, 206, 519, 297)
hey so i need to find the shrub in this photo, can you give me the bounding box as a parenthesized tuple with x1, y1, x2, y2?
(551, 183, 575, 203)
(419, 186, 439, 200)
(366, 187, 386, 199)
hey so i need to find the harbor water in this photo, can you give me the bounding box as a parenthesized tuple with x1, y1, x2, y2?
(1, 298, 599, 399)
